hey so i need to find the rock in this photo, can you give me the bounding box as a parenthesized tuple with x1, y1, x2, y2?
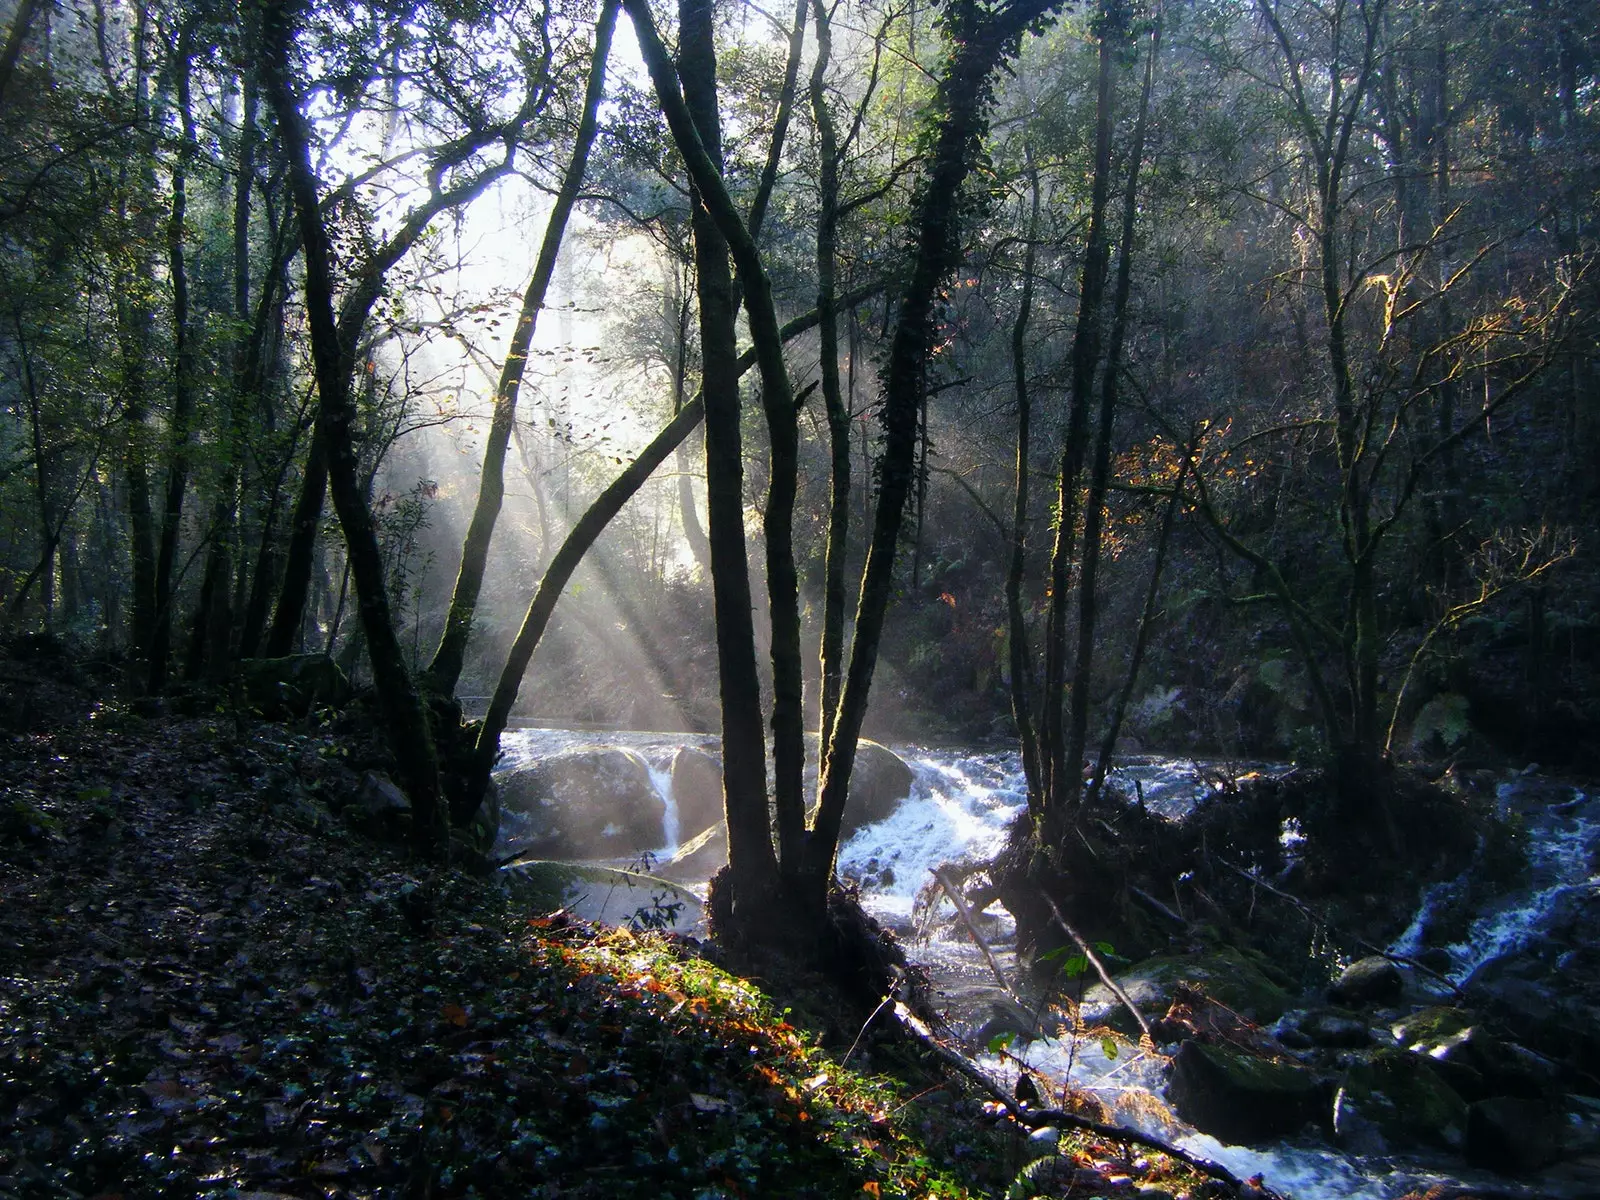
(669, 745, 725, 841)
(497, 748, 665, 858)
(1329, 956, 1403, 1005)
(973, 996, 1042, 1047)
(656, 823, 727, 882)
(357, 770, 410, 817)
(1389, 1006, 1559, 1101)
(1331, 1085, 1390, 1155)
(241, 654, 352, 719)
(1296, 1007, 1373, 1048)
(1467, 950, 1600, 1082)
(1466, 1096, 1561, 1173)
(839, 741, 916, 837)
(1167, 1041, 1327, 1144)
(1341, 1048, 1467, 1150)
(1081, 948, 1293, 1035)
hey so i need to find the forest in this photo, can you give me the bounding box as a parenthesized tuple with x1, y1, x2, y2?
(2, 0, 1598, 1194)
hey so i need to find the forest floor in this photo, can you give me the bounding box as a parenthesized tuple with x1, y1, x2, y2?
(0, 638, 1241, 1200)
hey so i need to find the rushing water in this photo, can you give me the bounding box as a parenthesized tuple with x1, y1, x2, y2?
(496, 730, 1600, 1200)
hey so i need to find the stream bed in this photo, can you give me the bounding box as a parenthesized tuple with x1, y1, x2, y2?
(497, 729, 1600, 1199)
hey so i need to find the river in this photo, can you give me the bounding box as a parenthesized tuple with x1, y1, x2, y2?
(496, 729, 1600, 1200)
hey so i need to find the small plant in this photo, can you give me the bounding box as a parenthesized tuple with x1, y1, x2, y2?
(628, 889, 686, 932)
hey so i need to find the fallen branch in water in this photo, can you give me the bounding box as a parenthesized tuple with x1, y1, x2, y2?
(932, 866, 1021, 1004)
(892, 1002, 1276, 1197)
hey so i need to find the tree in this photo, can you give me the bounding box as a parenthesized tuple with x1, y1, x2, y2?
(261, 0, 448, 855)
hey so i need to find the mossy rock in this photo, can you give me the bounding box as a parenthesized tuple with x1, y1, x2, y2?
(1168, 1041, 1327, 1144)
(1390, 1005, 1476, 1050)
(1079, 947, 1293, 1034)
(1342, 1047, 1467, 1150)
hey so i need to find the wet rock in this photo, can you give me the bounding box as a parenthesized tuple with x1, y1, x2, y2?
(657, 823, 726, 882)
(839, 741, 916, 838)
(973, 996, 1042, 1047)
(1081, 948, 1292, 1035)
(1465, 1096, 1561, 1173)
(665, 738, 914, 844)
(1467, 948, 1600, 1081)
(1331, 1085, 1389, 1155)
(241, 654, 351, 719)
(669, 745, 724, 841)
(1341, 1047, 1467, 1151)
(1390, 1006, 1559, 1101)
(1167, 1040, 1327, 1144)
(1296, 1007, 1372, 1048)
(497, 748, 664, 858)
(1329, 956, 1403, 1005)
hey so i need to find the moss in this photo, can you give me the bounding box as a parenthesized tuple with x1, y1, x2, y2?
(1344, 1047, 1468, 1149)
(1079, 946, 1293, 1032)
(1390, 1006, 1477, 1054)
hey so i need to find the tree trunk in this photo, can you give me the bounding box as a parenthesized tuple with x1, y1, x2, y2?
(150, 30, 198, 693)
(810, 0, 851, 753)
(654, 0, 778, 917)
(0, 0, 44, 105)
(262, 0, 446, 858)
(189, 66, 262, 680)
(426, 0, 618, 695)
(1067, 11, 1157, 803)
(1007, 155, 1042, 814)
(811, 0, 1069, 891)
(118, 4, 158, 683)
(1040, 23, 1115, 827)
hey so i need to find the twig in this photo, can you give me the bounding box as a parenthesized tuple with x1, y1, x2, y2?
(1042, 895, 1157, 1047)
(1130, 884, 1190, 929)
(892, 1003, 1274, 1197)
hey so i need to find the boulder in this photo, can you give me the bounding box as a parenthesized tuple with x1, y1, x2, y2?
(665, 738, 913, 844)
(1465, 1097, 1561, 1173)
(1331, 1085, 1390, 1155)
(1296, 1007, 1373, 1049)
(1388, 1006, 1561, 1100)
(669, 745, 725, 841)
(357, 770, 410, 817)
(1329, 956, 1403, 1005)
(656, 823, 727, 882)
(1167, 1041, 1327, 1144)
(1341, 1047, 1467, 1151)
(840, 740, 916, 837)
(241, 654, 351, 719)
(497, 748, 665, 858)
(972, 995, 1044, 1048)
(1080, 947, 1293, 1035)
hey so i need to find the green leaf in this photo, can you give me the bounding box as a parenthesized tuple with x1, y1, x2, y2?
(1101, 1037, 1119, 1060)
(987, 1030, 1017, 1053)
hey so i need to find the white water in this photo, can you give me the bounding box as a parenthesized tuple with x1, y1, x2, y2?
(1389, 782, 1598, 986)
(498, 727, 688, 858)
(492, 732, 1600, 1200)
